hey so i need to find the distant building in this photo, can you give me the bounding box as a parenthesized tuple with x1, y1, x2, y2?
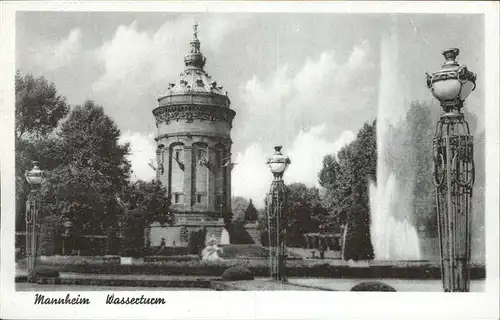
(147, 22, 236, 248)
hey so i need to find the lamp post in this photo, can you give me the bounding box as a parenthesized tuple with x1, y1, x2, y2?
(24, 161, 45, 282)
(61, 218, 74, 256)
(426, 48, 477, 292)
(266, 146, 291, 282)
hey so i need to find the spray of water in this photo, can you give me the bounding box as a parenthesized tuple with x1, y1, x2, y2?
(369, 21, 421, 261)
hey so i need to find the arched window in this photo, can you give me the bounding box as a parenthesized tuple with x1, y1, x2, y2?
(169, 143, 185, 203)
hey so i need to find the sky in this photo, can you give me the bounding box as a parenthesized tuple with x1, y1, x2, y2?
(16, 12, 485, 208)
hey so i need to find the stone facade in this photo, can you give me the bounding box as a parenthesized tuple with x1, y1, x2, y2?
(148, 23, 235, 247)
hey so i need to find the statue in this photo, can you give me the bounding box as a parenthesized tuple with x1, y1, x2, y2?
(201, 235, 223, 261)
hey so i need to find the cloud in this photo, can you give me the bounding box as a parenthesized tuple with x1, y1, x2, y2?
(232, 144, 272, 209)
(287, 126, 355, 187)
(232, 125, 355, 208)
(235, 41, 376, 147)
(90, 15, 249, 133)
(35, 28, 82, 71)
(232, 43, 373, 208)
(92, 16, 248, 92)
(119, 131, 157, 182)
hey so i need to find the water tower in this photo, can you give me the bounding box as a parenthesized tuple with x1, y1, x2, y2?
(150, 22, 236, 247)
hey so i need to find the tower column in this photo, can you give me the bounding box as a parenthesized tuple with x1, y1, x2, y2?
(226, 147, 232, 214)
(156, 148, 162, 182)
(183, 145, 193, 209)
(208, 149, 216, 212)
(162, 147, 170, 192)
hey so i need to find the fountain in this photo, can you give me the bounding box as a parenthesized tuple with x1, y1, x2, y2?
(369, 23, 421, 261)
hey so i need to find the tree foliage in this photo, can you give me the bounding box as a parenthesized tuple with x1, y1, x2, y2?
(319, 120, 377, 227)
(15, 80, 133, 236)
(15, 71, 69, 140)
(122, 180, 173, 225)
(259, 183, 328, 247)
(38, 100, 131, 234)
(285, 183, 327, 246)
(231, 196, 249, 222)
(244, 199, 259, 222)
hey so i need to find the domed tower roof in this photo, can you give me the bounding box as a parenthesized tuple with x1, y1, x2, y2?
(155, 22, 231, 109)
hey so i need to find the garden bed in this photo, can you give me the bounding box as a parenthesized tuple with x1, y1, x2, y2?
(19, 258, 486, 279)
(36, 255, 121, 265)
(144, 255, 200, 263)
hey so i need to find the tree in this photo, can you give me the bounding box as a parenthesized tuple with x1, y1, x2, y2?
(122, 180, 173, 225)
(15, 71, 70, 231)
(231, 196, 249, 222)
(41, 100, 131, 235)
(284, 183, 327, 247)
(119, 180, 173, 256)
(225, 222, 255, 244)
(319, 120, 377, 228)
(342, 185, 374, 261)
(404, 102, 436, 231)
(15, 71, 69, 140)
(244, 199, 259, 222)
(15, 137, 65, 230)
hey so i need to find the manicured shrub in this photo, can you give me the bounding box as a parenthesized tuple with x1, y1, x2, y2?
(221, 266, 254, 281)
(350, 281, 397, 292)
(144, 255, 200, 263)
(225, 222, 254, 244)
(34, 267, 60, 278)
(39, 255, 121, 265)
(148, 246, 190, 256)
(343, 202, 374, 261)
(219, 244, 269, 259)
(188, 228, 207, 255)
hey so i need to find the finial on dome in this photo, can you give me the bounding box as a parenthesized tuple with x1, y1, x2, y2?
(193, 21, 199, 41)
(184, 21, 206, 69)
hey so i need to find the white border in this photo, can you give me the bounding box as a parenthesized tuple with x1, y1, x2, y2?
(1, 1, 499, 320)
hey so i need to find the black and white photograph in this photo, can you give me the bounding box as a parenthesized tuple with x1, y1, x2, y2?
(1, 1, 499, 319)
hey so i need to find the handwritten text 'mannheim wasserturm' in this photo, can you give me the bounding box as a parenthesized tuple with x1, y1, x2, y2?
(106, 294, 166, 305)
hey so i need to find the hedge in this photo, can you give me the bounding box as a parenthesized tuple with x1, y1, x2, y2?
(34, 267, 60, 278)
(38, 255, 121, 265)
(225, 222, 254, 245)
(147, 246, 190, 256)
(23, 258, 486, 279)
(221, 266, 254, 281)
(350, 281, 397, 292)
(144, 255, 200, 263)
(219, 244, 269, 259)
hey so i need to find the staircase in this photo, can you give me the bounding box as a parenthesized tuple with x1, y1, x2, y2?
(245, 225, 261, 245)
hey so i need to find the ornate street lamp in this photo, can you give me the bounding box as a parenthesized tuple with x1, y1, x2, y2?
(426, 48, 477, 292)
(24, 161, 45, 282)
(61, 218, 74, 255)
(266, 146, 291, 282)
